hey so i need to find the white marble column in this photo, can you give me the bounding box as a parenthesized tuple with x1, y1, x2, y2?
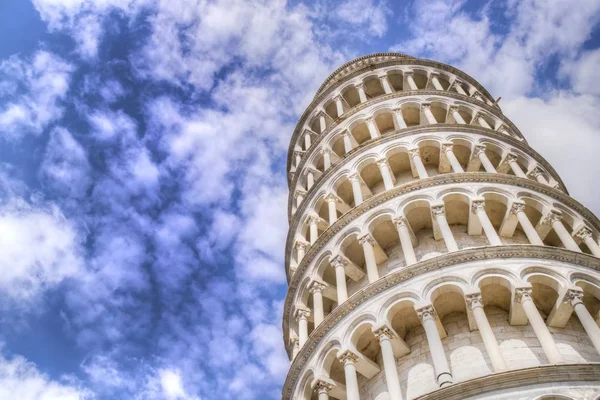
(452, 80, 467, 95)
(393, 107, 408, 129)
(405, 71, 418, 90)
(331, 256, 348, 303)
(309, 216, 320, 245)
(296, 309, 310, 348)
(474, 145, 497, 173)
(295, 150, 304, 167)
(365, 117, 381, 140)
(343, 130, 354, 154)
(393, 216, 417, 265)
(442, 142, 464, 173)
(295, 190, 306, 207)
(472, 200, 502, 245)
(322, 148, 332, 170)
(474, 112, 492, 129)
(448, 105, 466, 124)
(574, 226, 600, 257)
(319, 112, 327, 133)
(306, 170, 315, 190)
(359, 234, 379, 283)
(506, 154, 526, 178)
(356, 83, 367, 103)
(543, 210, 581, 252)
(334, 95, 344, 117)
(379, 74, 394, 94)
(429, 72, 444, 90)
(409, 148, 429, 179)
(291, 337, 299, 360)
(416, 305, 453, 387)
(296, 241, 309, 263)
(304, 131, 312, 150)
(431, 205, 459, 252)
(309, 281, 326, 327)
(465, 293, 507, 371)
(374, 327, 403, 400)
(377, 158, 395, 190)
(313, 380, 334, 400)
(422, 103, 437, 124)
(325, 194, 338, 225)
(338, 351, 360, 400)
(529, 166, 549, 185)
(510, 202, 544, 245)
(349, 173, 363, 206)
(566, 288, 600, 356)
(515, 287, 562, 364)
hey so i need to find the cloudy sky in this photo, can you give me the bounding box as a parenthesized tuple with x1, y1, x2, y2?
(0, 0, 599, 399)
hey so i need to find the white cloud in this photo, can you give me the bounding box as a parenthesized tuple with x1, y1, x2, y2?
(0, 51, 73, 138)
(561, 48, 600, 96)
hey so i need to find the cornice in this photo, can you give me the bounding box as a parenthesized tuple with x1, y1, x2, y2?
(284, 173, 592, 283)
(287, 75, 502, 178)
(281, 246, 600, 398)
(414, 363, 600, 400)
(287, 124, 567, 221)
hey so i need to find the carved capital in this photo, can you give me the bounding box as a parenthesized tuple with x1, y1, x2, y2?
(348, 173, 361, 183)
(330, 255, 347, 269)
(451, 79, 463, 88)
(294, 189, 307, 199)
(431, 204, 445, 218)
(373, 326, 395, 341)
(448, 105, 460, 113)
(324, 193, 337, 203)
(421, 103, 432, 112)
(393, 215, 409, 228)
(376, 158, 390, 168)
(574, 226, 593, 240)
(355, 82, 365, 90)
(308, 215, 321, 225)
(505, 153, 518, 164)
(441, 142, 454, 153)
(471, 90, 483, 99)
(471, 199, 486, 214)
(378, 74, 390, 82)
(408, 147, 420, 158)
(542, 209, 563, 225)
(565, 288, 584, 306)
(416, 305, 437, 321)
(295, 308, 311, 321)
(332, 95, 341, 102)
(473, 144, 486, 156)
(309, 280, 326, 294)
(465, 292, 483, 309)
(358, 234, 375, 246)
(295, 241, 309, 251)
(338, 350, 359, 365)
(321, 147, 331, 156)
(429, 71, 440, 78)
(392, 107, 403, 115)
(294, 150, 305, 158)
(510, 201, 526, 215)
(515, 287, 533, 303)
(404, 70, 414, 77)
(313, 379, 334, 395)
(528, 166, 544, 178)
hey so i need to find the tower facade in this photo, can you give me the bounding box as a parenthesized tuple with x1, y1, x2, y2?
(282, 53, 600, 400)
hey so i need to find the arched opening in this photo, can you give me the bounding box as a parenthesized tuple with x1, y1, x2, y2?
(416, 140, 441, 177)
(388, 70, 403, 91)
(363, 76, 385, 99)
(403, 199, 438, 259)
(333, 176, 354, 208)
(330, 133, 346, 158)
(386, 147, 414, 186)
(400, 102, 421, 127)
(342, 85, 361, 108)
(411, 71, 428, 89)
(369, 213, 401, 269)
(349, 120, 371, 145)
(324, 99, 338, 121)
(374, 111, 395, 136)
(441, 192, 471, 249)
(358, 159, 385, 197)
(430, 101, 448, 123)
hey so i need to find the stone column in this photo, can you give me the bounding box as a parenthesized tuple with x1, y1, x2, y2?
(448, 105, 466, 124)
(452, 80, 467, 95)
(442, 142, 464, 173)
(374, 327, 403, 400)
(393, 108, 408, 129)
(304, 131, 312, 149)
(431, 205, 459, 252)
(356, 83, 367, 103)
(474, 112, 492, 129)
(474, 145, 497, 173)
(343, 130, 354, 154)
(566, 288, 600, 356)
(416, 305, 453, 387)
(325, 194, 338, 225)
(296, 309, 310, 347)
(429, 72, 444, 90)
(510, 202, 544, 245)
(465, 293, 507, 371)
(377, 158, 395, 190)
(471, 90, 484, 101)
(529, 166, 548, 185)
(379, 74, 394, 94)
(322, 148, 332, 170)
(543, 210, 581, 252)
(331, 256, 348, 303)
(405, 71, 418, 90)
(409, 148, 429, 179)
(515, 288, 562, 364)
(306, 170, 315, 190)
(506, 154, 526, 178)
(309, 216, 320, 245)
(574, 226, 600, 257)
(472, 200, 502, 245)
(334, 95, 344, 117)
(338, 351, 360, 400)
(359, 234, 379, 283)
(313, 380, 334, 400)
(365, 117, 381, 140)
(295, 190, 306, 207)
(422, 103, 437, 124)
(349, 173, 363, 206)
(291, 337, 299, 360)
(296, 241, 308, 263)
(309, 281, 326, 327)
(393, 216, 417, 265)
(319, 112, 327, 133)
(295, 150, 304, 167)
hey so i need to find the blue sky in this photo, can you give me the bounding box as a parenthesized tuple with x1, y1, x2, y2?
(0, 0, 600, 399)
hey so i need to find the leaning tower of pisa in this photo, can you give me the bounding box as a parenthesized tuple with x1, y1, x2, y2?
(282, 53, 600, 400)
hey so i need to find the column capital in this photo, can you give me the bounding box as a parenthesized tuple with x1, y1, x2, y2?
(542, 209, 563, 225)
(392, 107, 404, 115)
(515, 287, 533, 303)
(295, 308, 311, 321)
(393, 215, 409, 228)
(330, 255, 348, 269)
(471, 199, 486, 213)
(421, 102, 432, 111)
(309, 280, 327, 294)
(294, 189, 307, 199)
(378, 73, 390, 81)
(358, 233, 376, 246)
(373, 325, 396, 341)
(431, 204, 446, 218)
(312, 379, 334, 395)
(320, 147, 331, 156)
(509, 201, 526, 215)
(376, 158, 390, 168)
(528, 165, 544, 178)
(289, 171, 295, 181)
(565, 287, 584, 306)
(473, 144, 486, 156)
(364, 116, 374, 124)
(465, 292, 483, 309)
(408, 147, 421, 157)
(343, 129, 353, 139)
(308, 215, 321, 225)
(471, 90, 483, 99)
(332, 94, 342, 102)
(355, 82, 365, 90)
(441, 141, 454, 153)
(290, 336, 299, 347)
(448, 105, 460, 113)
(338, 349, 359, 365)
(404, 70, 414, 77)
(574, 225, 593, 240)
(324, 193, 338, 203)
(498, 124, 510, 134)
(416, 304, 437, 322)
(505, 153, 518, 163)
(451, 79, 464, 88)
(303, 128, 315, 136)
(428, 71, 440, 78)
(293, 150, 305, 158)
(348, 172, 361, 183)
(295, 241, 309, 251)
